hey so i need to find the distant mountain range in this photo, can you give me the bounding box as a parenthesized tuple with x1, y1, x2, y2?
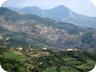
(0, 7, 96, 50)
(9, 5, 96, 28)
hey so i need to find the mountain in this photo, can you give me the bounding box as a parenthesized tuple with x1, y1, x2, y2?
(0, 7, 96, 50)
(19, 6, 42, 15)
(9, 5, 96, 28)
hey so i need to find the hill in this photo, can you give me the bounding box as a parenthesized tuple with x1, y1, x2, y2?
(0, 7, 96, 50)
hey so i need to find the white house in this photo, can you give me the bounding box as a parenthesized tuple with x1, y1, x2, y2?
(15, 47, 23, 51)
(67, 48, 77, 51)
(42, 48, 47, 50)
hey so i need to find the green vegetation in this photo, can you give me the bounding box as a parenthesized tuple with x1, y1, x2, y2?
(0, 48, 96, 72)
(43, 67, 57, 72)
(60, 66, 80, 72)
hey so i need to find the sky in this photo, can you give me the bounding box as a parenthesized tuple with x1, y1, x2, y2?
(0, 0, 96, 17)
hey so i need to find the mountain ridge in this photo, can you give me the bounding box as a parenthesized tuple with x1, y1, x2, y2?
(9, 5, 96, 28)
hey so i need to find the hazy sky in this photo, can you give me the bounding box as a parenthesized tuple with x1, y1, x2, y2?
(2, 0, 96, 17)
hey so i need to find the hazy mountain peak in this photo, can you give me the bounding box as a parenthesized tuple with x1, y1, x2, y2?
(6, 5, 96, 28)
(2, 0, 96, 16)
(52, 5, 69, 10)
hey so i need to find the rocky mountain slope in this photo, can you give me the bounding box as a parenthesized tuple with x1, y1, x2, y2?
(0, 7, 96, 50)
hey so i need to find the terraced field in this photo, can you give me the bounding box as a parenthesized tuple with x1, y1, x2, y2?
(0, 48, 96, 72)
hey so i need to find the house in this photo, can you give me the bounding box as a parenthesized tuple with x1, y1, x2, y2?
(30, 48, 33, 51)
(15, 47, 23, 51)
(42, 48, 47, 50)
(67, 48, 77, 51)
